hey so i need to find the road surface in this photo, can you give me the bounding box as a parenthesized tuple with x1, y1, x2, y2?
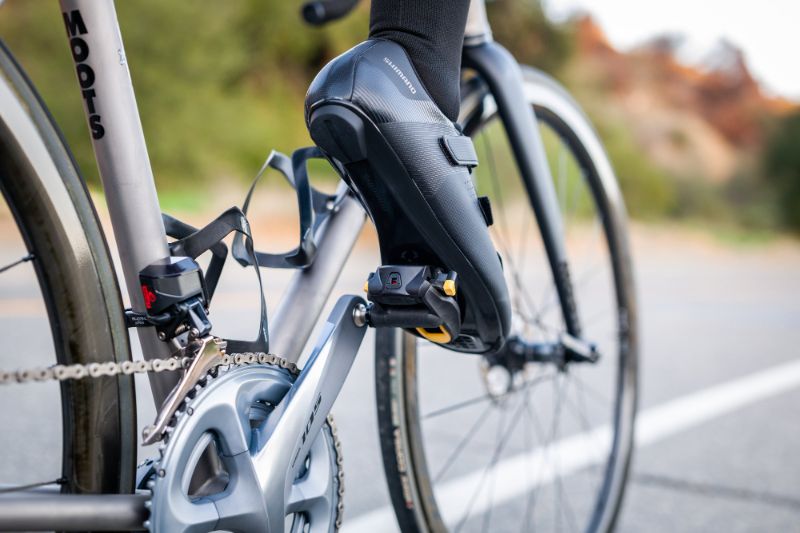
(0, 220, 798, 532)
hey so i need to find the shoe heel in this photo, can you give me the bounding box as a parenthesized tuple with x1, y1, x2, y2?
(308, 105, 368, 164)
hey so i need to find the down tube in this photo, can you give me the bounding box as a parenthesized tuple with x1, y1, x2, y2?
(462, 42, 582, 337)
(59, 0, 178, 402)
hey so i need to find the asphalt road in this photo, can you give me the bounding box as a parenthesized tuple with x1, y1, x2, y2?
(1, 221, 798, 532)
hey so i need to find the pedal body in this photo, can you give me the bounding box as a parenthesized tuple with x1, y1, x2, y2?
(365, 265, 461, 344)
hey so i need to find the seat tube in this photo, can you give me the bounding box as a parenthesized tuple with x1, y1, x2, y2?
(59, 0, 178, 402)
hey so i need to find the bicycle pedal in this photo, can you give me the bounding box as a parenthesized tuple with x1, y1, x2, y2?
(363, 265, 461, 344)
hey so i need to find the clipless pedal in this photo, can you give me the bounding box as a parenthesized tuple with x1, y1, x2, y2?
(363, 265, 461, 344)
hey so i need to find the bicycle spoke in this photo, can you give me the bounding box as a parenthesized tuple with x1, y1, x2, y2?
(558, 142, 568, 229)
(569, 373, 612, 405)
(454, 405, 508, 533)
(569, 217, 607, 286)
(515, 307, 560, 337)
(581, 305, 616, 329)
(434, 402, 494, 482)
(533, 261, 608, 329)
(481, 133, 513, 256)
(0, 253, 34, 275)
(574, 262, 609, 293)
(569, 167, 587, 224)
(424, 370, 555, 421)
(557, 473, 580, 533)
(554, 378, 581, 533)
(563, 374, 598, 439)
(454, 393, 527, 532)
(536, 282, 558, 323)
(480, 131, 552, 335)
(0, 478, 64, 494)
(522, 383, 537, 533)
(516, 204, 534, 270)
(568, 370, 605, 498)
(514, 213, 543, 336)
(550, 375, 567, 532)
(521, 381, 550, 525)
(479, 406, 508, 533)
(432, 368, 557, 484)
(541, 228, 607, 326)
(423, 392, 494, 420)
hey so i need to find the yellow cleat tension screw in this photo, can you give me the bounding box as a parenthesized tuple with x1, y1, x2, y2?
(442, 279, 457, 297)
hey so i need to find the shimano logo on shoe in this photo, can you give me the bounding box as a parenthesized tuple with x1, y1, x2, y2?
(384, 57, 417, 95)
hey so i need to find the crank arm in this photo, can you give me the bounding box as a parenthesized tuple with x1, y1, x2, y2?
(248, 296, 366, 533)
(142, 336, 226, 445)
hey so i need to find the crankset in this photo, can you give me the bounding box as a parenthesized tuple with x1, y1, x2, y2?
(145, 364, 344, 533)
(144, 296, 367, 533)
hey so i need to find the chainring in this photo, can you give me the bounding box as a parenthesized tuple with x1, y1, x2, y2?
(145, 362, 343, 532)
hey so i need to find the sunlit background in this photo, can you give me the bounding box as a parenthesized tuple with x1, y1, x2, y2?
(0, 0, 797, 234)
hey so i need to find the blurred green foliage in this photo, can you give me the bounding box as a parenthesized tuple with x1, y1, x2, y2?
(0, 0, 370, 190)
(485, 0, 573, 74)
(762, 112, 800, 232)
(0, 1, 794, 235)
(593, 120, 677, 219)
(0, 0, 577, 193)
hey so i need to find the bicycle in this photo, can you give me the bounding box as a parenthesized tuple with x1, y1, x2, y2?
(0, 0, 638, 531)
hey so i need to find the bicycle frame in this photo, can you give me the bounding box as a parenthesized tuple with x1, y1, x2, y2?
(0, 0, 577, 529)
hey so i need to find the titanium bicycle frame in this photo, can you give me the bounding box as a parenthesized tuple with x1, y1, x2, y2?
(0, 0, 578, 529)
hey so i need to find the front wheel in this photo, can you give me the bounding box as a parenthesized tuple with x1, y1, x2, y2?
(0, 41, 136, 499)
(375, 67, 638, 533)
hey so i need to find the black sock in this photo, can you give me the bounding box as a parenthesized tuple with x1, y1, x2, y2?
(369, 0, 470, 122)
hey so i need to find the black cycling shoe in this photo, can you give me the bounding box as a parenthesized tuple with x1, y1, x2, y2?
(305, 39, 511, 353)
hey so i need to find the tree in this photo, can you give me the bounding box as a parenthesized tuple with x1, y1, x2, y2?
(763, 112, 800, 231)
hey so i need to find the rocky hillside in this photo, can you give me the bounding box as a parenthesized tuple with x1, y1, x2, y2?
(567, 17, 795, 184)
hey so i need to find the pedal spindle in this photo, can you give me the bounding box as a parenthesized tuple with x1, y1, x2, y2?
(364, 265, 461, 344)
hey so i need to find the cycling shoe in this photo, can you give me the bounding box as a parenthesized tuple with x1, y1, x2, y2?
(305, 39, 510, 353)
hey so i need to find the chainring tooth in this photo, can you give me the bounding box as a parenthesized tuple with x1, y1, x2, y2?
(146, 353, 345, 532)
(0, 350, 344, 531)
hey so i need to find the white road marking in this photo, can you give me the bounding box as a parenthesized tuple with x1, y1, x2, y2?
(343, 358, 800, 532)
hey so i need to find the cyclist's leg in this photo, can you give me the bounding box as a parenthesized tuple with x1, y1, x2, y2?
(368, 0, 470, 121)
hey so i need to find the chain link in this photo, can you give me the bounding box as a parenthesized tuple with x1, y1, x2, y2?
(0, 351, 300, 385)
(0, 349, 341, 529)
(326, 413, 346, 530)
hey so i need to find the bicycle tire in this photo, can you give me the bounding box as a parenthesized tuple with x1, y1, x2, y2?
(0, 40, 137, 498)
(376, 66, 638, 533)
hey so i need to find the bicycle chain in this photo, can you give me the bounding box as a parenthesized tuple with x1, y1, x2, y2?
(0, 350, 345, 530)
(0, 351, 299, 385)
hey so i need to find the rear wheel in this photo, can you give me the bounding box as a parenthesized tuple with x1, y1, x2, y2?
(376, 67, 638, 532)
(0, 41, 136, 499)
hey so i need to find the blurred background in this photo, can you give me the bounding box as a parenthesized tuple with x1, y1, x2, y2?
(0, 1, 798, 532)
(1, 0, 799, 233)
